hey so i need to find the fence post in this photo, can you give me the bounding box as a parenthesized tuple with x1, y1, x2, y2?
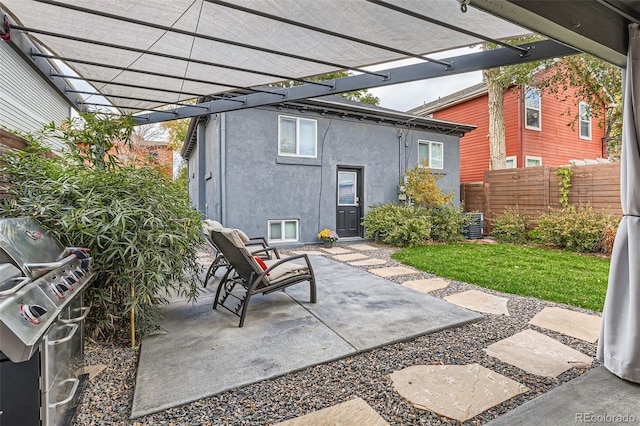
(483, 170, 492, 234)
(543, 166, 551, 209)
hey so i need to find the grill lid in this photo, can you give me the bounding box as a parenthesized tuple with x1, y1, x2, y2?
(0, 217, 68, 279)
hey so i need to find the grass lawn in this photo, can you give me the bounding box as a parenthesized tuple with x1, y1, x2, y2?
(391, 243, 610, 312)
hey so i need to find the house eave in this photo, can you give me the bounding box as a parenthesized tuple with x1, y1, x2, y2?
(295, 98, 476, 134)
(407, 82, 489, 116)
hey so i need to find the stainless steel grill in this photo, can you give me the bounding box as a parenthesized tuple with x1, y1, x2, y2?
(0, 217, 94, 426)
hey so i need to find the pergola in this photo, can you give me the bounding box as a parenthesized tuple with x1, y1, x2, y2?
(2, 0, 639, 383)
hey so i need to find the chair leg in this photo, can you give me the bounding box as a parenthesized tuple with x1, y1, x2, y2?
(238, 290, 252, 328)
(213, 268, 233, 309)
(309, 277, 317, 303)
(204, 254, 228, 287)
(203, 263, 216, 288)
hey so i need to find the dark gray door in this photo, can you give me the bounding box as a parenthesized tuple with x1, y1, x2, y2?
(336, 168, 362, 237)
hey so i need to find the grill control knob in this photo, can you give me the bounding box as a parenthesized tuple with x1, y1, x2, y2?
(51, 281, 70, 299)
(63, 276, 77, 286)
(72, 270, 84, 279)
(21, 304, 47, 324)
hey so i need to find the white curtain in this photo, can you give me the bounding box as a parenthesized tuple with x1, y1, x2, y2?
(597, 23, 640, 383)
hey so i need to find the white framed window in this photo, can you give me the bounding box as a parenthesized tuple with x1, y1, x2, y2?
(525, 156, 542, 167)
(417, 140, 444, 169)
(278, 116, 317, 157)
(579, 102, 592, 140)
(524, 87, 541, 131)
(505, 156, 517, 168)
(268, 219, 299, 242)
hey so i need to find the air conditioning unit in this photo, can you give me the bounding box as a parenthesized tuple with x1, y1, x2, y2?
(463, 213, 483, 239)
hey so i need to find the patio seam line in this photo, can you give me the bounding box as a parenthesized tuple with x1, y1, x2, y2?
(283, 290, 359, 352)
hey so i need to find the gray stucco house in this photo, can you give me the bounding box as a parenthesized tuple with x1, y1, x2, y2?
(182, 96, 475, 246)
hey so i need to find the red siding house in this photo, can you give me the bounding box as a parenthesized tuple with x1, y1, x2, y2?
(408, 81, 607, 183)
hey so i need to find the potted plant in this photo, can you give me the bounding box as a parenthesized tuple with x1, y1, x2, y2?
(317, 228, 339, 248)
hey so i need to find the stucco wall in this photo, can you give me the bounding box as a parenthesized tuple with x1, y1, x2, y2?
(195, 104, 460, 245)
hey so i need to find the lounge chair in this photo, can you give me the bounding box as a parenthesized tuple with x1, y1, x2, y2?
(210, 227, 317, 327)
(201, 220, 272, 287)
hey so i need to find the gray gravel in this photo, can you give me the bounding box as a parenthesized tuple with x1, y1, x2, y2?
(72, 242, 601, 425)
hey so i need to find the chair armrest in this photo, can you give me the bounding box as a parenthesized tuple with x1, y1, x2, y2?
(250, 246, 280, 260)
(262, 254, 311, 275)
(246, 237, 268, 247)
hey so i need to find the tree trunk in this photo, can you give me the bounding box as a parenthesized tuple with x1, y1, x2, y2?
(485, 69, 507, 170)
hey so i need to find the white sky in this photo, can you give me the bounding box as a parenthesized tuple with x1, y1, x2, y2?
(368, 46, 484, 111)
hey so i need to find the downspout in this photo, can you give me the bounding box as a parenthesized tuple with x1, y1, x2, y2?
(518, 87, 524, 167)
(197, 120, 207, 215)
(220, 112, 227, 225)
(397, 128, 403, 183)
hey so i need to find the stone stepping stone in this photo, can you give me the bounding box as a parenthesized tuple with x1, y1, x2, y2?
(528, 307, 602, 343)
(291, 250, 326, 256)
(333, 253, 369, 262)
(369, 266, 419, 278)
(349, 258, 387, 266)
(390, 363, 528, 422)
(321, 246, 352, 254)
(347, 243, 379, 251)
(484, 329, 593, 378)
(444, 290, 510, 316)
(274, 397, 388, 426)
(402, 278, 449, 293)
(81, 364, 107, 381)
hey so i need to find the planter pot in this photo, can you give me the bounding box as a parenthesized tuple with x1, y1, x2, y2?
(323, 241, 334, 248)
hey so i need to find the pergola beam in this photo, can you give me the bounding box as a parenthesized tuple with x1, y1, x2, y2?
(134, 39, 578, 124)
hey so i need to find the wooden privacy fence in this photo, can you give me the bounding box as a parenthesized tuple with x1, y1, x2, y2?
(460, 163, 622, 234)
(1, 129, 32, 199)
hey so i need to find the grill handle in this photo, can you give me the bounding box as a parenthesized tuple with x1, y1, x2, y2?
(48, 378, 80, 409)
(23, 253, 77, 274)
(47, 323, 78, 346)
(60, 305, 91, 324)
(0, 276, 30, 297)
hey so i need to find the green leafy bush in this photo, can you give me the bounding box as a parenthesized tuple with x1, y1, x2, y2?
(429, 205, 468, 242)
(530, 205, 618, 253)
(362, 203, 430, 247)
(492, 207, 528, 244)
(0, 115, 203, 345)
(404, 165, 454, 208)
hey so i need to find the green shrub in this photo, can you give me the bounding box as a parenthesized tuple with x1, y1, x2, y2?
(362, 203, 430, 247)
(429, 205, 468, 242)
(0, 115, 203, 345)
(531, 205, 618, 253)
(492, 207, 528, 244)
(404, 165, 454, 208)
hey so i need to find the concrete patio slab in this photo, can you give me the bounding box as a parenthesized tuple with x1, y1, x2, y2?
(444, 290, 510, 316)
(349, 258, 387, 266)
(486, 367, 640, 426)
(369, 266, 419, 278)
(285, 257, 482, 351)
(347, 244, 380, 251)
(274, 397, 389, 426)
(391, 364, 528, 422)
(332, 253, 369, 262)
(402, 278, 449, 293)
(133, 257, 482, 418)
(321, 247, 352, 254)
(528, 307, 601, 343)
(291, 250, 326, 256)
(132, 291, 353, 418)
(484, 329, 593, 378)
